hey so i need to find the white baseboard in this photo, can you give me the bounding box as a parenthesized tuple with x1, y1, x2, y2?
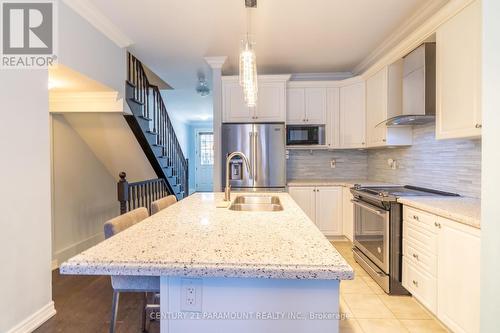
(52, 233, 103, 267)
(6, 301, 56, 333)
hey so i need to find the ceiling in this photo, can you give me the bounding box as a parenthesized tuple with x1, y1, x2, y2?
(87, 0, 446, 124)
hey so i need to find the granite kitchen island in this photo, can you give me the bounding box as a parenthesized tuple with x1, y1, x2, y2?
(61, 192, 353, 333)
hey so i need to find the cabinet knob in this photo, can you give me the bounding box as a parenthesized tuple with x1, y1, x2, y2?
(382, 139, 387, 142)
(361, 142, 365, 145)
(413, 215, 419, 221)
(412, 280, 419, 287)
(475, 123, 482, 129)
(412, 253, 419, 260)
(434, 222, 442, 229)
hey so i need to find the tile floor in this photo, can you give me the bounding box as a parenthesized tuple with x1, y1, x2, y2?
(332, 240, 449, 333)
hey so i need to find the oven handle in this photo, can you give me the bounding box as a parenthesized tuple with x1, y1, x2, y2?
(351, 199, 387, 215)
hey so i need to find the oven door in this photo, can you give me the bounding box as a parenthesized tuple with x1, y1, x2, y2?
(352, 199, 390, 274)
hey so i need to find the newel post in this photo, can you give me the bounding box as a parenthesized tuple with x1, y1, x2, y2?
(117, 172, 129, 214)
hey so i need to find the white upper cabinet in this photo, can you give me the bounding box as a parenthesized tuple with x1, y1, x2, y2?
(339, 81, 366, 148)
(222, 75, 290, 123)
(286, 85, 327, 125)
(365, 61, 413, 147)
(305, 88, 327, 124)
(436, 0, 481, 139)
(286, 88, 306, 124)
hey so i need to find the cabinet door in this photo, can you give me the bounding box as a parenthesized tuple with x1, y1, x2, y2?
(222, 82, 254, 122)
(255, 82, 286, 122)
(340, 82, 366, 148)
(437, 218, 480, 333)
(436, 0, 481, 139)
(327, 88, 340, 148)
(288, 187, 316, 222)
(286, 88, 306, 124)
(366, 68, 388, 147)
(315, 187, 342, 236)
(342, 187, 354, 241)
(305, 88, 327, 124)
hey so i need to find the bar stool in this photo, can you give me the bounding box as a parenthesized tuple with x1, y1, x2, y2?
(151, 195, 178, 215)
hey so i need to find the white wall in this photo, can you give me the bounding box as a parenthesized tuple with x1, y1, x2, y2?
(480, 0, 500, 331)
(51, 115, 119, 266)
(58, 1, 126, 98)
(0, 70, 54, 332)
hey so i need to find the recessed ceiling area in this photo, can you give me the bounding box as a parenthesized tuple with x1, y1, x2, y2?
(87, 0, 448, 123)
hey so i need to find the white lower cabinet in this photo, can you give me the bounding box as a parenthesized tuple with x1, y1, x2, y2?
(402, 206, 480, 333)
(288, 186, 342, 237)
(342, 187, 354, 241)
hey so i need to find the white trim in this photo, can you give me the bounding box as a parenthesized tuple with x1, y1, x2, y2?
(286, 76, 364, 88)
(49, 91, 123, 113)
(359, 0, 477, 79)
(52, 232, 104, 266)
(221, 74, 292, 82)
(204, 56, 227, 69)
(62, 0, 133, 48)
(6, 302, 56, 333)
(290, 72, 353, 81)
(353, 0, 448, 74)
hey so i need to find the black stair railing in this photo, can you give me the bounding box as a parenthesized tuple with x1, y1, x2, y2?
(127, 52, 188, 197)
(117, 172, 170, 214)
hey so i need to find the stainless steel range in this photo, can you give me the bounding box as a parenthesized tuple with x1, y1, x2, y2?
(350, 185, 459, 295)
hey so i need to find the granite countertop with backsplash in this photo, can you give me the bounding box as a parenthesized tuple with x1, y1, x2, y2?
(398, 196, 481, 229)
(60, 192, 353, 280)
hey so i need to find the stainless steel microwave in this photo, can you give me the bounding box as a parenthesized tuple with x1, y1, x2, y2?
(286, 125, 325, 145)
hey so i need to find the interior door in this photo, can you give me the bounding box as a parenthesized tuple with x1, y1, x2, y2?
(253, 123, 286, 188)
(195, 131, 214, 192)
(221, 124, 253, 188)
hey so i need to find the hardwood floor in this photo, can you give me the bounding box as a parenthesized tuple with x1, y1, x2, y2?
(35, 270, 159, 333)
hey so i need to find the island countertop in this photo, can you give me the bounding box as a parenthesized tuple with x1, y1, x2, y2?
(60, 192, 354, 280)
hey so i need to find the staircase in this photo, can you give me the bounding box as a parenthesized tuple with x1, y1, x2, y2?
(124, 52, 188, 200)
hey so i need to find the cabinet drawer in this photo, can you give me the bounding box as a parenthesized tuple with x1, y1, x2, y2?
(403, 258, 437, 313)
(404, 219, 438, 255)
(404, 206, 438, 231)
(403, 239, 437, 277)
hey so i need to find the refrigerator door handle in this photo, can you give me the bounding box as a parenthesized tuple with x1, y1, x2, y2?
(249, 131, 254, 179)
(253, 131, 258, 182)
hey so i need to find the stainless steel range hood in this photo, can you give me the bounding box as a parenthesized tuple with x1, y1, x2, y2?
(382, 43, 436, 126)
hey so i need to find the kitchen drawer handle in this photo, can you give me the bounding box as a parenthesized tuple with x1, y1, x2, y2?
(413, 215, 420, 221)
(412, 253, 419, 260)
(476, 123, 482, 129)
(434, 222, 442, 229)
(412, 280, 419, 287)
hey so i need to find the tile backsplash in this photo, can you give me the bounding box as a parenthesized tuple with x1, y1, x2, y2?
(286, 124, 481, 198)
(287, 149, 368, 180)
(367, 124, 481, 198)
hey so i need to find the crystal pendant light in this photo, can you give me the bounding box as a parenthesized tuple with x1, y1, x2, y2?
(239, 0, 258, 107)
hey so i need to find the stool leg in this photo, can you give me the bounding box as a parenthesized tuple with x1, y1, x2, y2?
(110, 291, 120, 333)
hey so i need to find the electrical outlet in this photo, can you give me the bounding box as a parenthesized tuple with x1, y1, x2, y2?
(330, 160, 336, 168)
(180, 278, 202, 312)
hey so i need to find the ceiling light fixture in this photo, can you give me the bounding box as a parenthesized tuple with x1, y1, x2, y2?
(239, 0, 258, 107)
(196, 76, 210, 97)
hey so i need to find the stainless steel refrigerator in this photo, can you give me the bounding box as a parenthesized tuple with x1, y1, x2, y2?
(222, 123, 286, 190)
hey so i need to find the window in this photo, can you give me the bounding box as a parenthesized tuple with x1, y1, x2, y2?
(199, 132, 214, 166)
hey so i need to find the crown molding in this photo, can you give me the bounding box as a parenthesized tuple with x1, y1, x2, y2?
(49, 91, 123, 113)
(221, 74, 292, 82)
(290, 72, 353, 81)
(353, 0, 448, 74)
(359, 0, 476, 79)
(204, 56, 228, 69)
(62, 0, 133, 48)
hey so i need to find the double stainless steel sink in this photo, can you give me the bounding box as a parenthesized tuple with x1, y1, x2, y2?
(229, 195, 283, 211)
